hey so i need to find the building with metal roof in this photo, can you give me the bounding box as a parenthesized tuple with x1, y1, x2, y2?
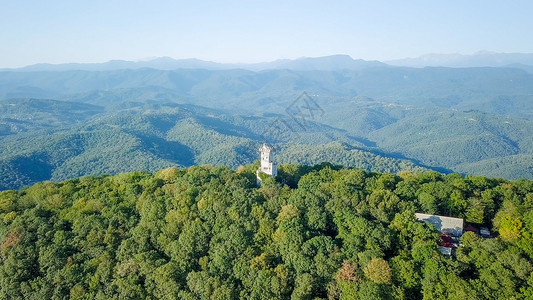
(415, 213, 464, 237)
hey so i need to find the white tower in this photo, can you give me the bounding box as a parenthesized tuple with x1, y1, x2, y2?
(257, 143, 277, 185)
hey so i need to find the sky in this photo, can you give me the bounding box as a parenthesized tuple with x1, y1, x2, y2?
(0, 0, 532, 68)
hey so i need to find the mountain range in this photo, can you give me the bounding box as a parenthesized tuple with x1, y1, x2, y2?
(387, 51, 533, 70)
(3, 51, 533, 73)
(1, 53, 533, 190)
(0, 55, 386, 72)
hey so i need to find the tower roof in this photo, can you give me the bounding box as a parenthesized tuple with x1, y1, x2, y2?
(259, 143, 275, 152)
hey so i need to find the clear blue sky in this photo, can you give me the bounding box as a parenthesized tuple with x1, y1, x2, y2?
(1, 0, 532, 68)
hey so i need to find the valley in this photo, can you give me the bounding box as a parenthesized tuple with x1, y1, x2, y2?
(1, 56, 533, 190)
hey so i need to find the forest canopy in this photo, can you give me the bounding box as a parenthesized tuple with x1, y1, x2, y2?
(1, 164, 532, 299)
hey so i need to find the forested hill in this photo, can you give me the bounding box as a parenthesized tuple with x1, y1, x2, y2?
(1, 164, 532, 299)
(2, 63, 533, 188)
(0, 100, 427, 191)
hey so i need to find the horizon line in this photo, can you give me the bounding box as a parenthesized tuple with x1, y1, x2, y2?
(2, 50, 533, 70)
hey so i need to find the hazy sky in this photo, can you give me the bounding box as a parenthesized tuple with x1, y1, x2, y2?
(1, 0, 532, 68)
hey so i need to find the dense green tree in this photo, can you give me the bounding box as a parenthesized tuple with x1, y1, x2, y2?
(0, 164, 532, 299)
(363, 258, 391, 283)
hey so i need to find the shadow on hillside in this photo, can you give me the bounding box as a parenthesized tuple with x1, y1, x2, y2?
(0, 153, 54, 190)
(340, 138, 453, 174)
(196, 115, 259, 139)
(136, 134, 195, 167)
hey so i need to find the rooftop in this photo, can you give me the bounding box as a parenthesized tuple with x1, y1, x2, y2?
(415, 213, 464, 237)
(259, 143, 275, 152)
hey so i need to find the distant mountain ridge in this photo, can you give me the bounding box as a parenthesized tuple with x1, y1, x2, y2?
(387, 51, 533, 72)
(3, 52, 533, 72)
(2, 67, 533, 113)
(1, 55, 386, 72)
(1, 53, 533, 188)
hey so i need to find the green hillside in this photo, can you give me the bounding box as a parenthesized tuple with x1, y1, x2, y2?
(371, 110, 533, 174)
(0, 98, 103, 135)
(0, 100, 429, 190)
(454, 154, 533, 179)
(0, 165, 532, 299)
(2, 67, 533, 116)
(275, 142, 426, 174)
(1, 94, 532, 191)
(1, 65, 533, 189)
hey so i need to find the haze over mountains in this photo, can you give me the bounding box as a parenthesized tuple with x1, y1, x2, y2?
(3, 51, 533, 73)
(1, 54, 387, 72)
(1, 52, 533, 190)
(387, 51, 533, 70)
